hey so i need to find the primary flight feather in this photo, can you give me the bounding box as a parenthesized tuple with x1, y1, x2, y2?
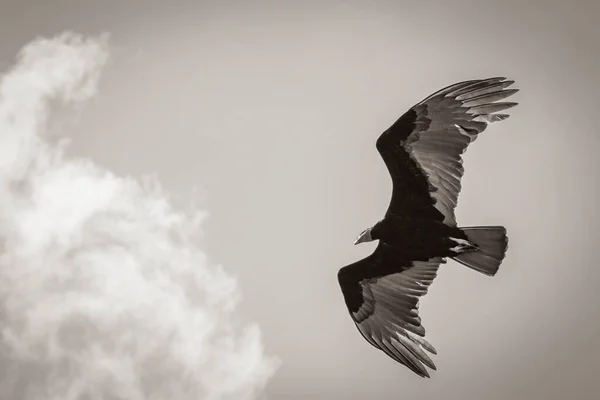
(337, 77, 518, 378)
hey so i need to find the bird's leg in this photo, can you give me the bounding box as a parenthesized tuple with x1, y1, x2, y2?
(448, 237, 478, 254)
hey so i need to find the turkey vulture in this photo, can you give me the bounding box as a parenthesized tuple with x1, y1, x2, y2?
(338, 77, 518, 378)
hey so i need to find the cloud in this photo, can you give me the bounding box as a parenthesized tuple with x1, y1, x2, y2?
(0, 32, 279, 400)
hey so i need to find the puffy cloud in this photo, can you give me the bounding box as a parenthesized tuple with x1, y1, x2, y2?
(0, 32, 278, 400)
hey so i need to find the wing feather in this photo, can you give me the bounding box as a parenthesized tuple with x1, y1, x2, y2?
(461, 89, 519, 106)
(455, 80, 515, 101)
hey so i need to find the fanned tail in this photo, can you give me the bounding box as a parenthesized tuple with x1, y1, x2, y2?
(452, 226, 508, 276)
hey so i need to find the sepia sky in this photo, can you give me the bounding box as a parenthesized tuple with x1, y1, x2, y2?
(0, 0, 599, 399)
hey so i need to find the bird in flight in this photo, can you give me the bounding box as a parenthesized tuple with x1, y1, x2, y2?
(337, 77, 518, 378)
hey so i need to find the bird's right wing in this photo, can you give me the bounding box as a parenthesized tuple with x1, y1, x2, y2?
(338, 244, 445, 377)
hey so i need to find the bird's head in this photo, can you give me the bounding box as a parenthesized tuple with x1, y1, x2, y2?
(354, 220, 384, 245)
(354, 227, 374, 245)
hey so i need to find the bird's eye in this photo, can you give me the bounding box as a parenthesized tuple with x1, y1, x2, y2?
(393, 143, 401, 153)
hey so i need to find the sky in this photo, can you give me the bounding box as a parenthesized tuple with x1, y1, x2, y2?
(0, 1, 599, 399)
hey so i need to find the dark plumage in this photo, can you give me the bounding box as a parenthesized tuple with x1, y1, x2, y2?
(338, 77, 518, 378)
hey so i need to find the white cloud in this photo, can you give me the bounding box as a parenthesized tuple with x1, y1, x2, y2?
(0, 32, 279, 400)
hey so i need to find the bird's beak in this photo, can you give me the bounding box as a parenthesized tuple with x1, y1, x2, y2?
(354, 229, 372, 245)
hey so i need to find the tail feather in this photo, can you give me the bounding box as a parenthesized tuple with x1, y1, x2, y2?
(452, 226, 508, 276)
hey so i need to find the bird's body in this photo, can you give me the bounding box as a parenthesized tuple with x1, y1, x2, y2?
(377, 215, 466, 256)
(338, 77, 517, 378)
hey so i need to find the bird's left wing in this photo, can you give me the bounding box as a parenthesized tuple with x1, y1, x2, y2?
(377, 77, 519, 225)
(338, 244, 445, 377)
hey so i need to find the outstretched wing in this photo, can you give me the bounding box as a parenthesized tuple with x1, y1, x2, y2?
(338, 244, 445, 378)
(376, 77, 519, 225)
